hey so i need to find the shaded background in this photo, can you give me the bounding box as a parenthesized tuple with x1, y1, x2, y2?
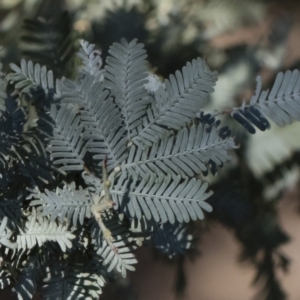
(1, 0, 300, 299)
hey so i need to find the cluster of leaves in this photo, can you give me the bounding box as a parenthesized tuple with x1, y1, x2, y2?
(0, 8, 300, 300)
(0, 35, 230, 298)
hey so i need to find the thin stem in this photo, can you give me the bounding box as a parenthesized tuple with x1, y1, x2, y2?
(91, 157, 119, 253)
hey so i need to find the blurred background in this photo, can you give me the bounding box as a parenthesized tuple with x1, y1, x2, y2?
(1, 0, 300, 299)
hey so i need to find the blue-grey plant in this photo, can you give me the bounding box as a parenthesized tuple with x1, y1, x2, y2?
(0, 37, 299, 299)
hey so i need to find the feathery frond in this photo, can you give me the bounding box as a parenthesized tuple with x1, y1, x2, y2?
(7, 59, 55, 96)
(16, 209, 75, 252)
(41, 104, 88, 172)
(60, 73, 127, 172)
(124, 123, 236, 178)
(30, 183, 93, 226)
(77, 40, 104, 81)
(104, 38, 149, 141)
(92, 214, 137, 278)
(231, 70, 300, 133)
(132, 57, 218, 147)
(111, 172, 213, 224)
